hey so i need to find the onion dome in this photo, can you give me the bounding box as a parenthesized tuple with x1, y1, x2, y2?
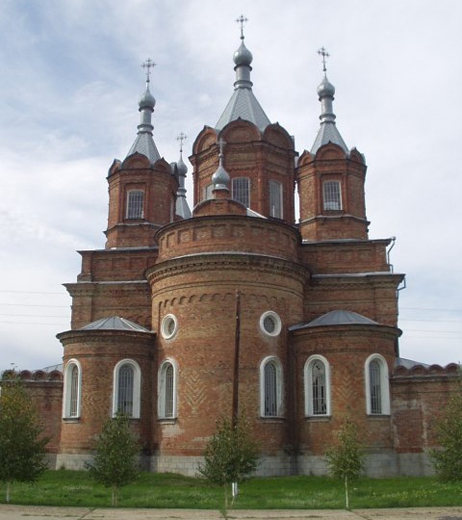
(174, 134, 192, 219)
(176, 154, 188, 176)
(212, 140, 230, 191)
(233, 40, 253, 67)
(139, 84, 156, 109)
(317, 75, 335, 98)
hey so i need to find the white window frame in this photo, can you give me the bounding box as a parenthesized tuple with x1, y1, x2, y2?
(260, 356, 283, 418)
(126, 189, 144, 219)
(365, 353, 390, 416)
(304, 355, 331, 417)
(161, 314, 178, 340)
(259, 311, 282, 337)
(323, 181, 342, 211)
(269, 180, 283, 219)
(232, 177, 250, 208)
(63, 359, 82, 419)
(204, 183, 214, 200)
(158, 359, 178, 419)
(112, 359, 141, 418)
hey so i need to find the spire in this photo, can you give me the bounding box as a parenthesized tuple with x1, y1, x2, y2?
(126, 58, 161, 164)
(310, 48, 348, 155)
(175, 132, 191, 219)
(215, 15, 271, 132)
(211, 138, 230, 192)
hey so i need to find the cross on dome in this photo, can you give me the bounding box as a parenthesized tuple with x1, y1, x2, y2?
(177, 132, 187, 153)
(217, 137, 226, 157)
(142, 58, 156, 83)
(317, 47, 330, 73)
(236, 14, 248, 40)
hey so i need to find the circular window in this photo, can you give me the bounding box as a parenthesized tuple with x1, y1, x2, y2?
(161, 314, 178, 340)
(259, 311, 282, 337)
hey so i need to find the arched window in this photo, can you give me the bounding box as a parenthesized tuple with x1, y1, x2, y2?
(232, 177, 250, 207)
(269, 180, 283, 219)
(365, 354, 390, 415)
(204, 183, 214, 200)
(113, 359, 141, 418)
(158, 359, 178, 419)
(126, 189, 144, 219)
(323, 181, 342, 211)
(63, 359, 82, 418)
(304, 355, 331, 417)
(260, 356, 283, 417)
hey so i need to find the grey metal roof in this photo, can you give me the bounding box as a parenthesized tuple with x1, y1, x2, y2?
(216, 88, 271, 132)
(80, 316, 151, 333)
(127, 132, 161, 164)
(289, 310, 378, 331)
(395, 357, 430, 369)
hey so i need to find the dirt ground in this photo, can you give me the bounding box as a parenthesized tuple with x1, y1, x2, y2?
(0, 505, 461, 520)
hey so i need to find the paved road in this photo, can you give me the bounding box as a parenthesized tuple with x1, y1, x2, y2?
(0, 506, 461, 520)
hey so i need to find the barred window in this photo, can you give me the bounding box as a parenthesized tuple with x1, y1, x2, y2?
(232, 177, 250, 207)
(365, 354, 390, 416)
(305, 355, 331, 417)
(69, 365, 79, 417)
(269, 180, 283, 219)
(260, 357, 283, 417)
(158, 360, 177, 419)
(113, 360, 141, 418)
(63, 360, 81, 419)
(323, 181, 342, 211)
(126, 190, 144, 219)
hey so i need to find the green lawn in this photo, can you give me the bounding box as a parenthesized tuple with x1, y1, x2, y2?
(0, 471, 461, 509)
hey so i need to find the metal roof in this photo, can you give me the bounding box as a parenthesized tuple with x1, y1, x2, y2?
(289, 310, 378, 331)
(127, 132, 161, 164)
(216, 87, 271, 132)
(80, 316, 151, 333)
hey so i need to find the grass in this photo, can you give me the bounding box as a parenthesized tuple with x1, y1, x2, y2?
(0, 471, 461, 509)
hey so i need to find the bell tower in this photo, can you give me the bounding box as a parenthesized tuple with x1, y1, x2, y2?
(297, 48, 368, 241)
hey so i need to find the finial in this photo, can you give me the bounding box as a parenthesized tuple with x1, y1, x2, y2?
(217, 137, 226, 157)
(236, 14, 248, 40)
(142, 58, 156, 83)
(177, 132, 187, 154)
(317, 47, 330, 74)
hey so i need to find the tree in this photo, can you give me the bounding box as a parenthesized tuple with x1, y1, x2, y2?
(0, 373, 48, 503)
(325, 416, 364, 510)
(430, 375, 462, 481)
(87, 413, 140, 506)
(199, 413, 259, 510)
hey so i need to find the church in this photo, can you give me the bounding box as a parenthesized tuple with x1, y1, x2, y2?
(17, 24, 458, 478)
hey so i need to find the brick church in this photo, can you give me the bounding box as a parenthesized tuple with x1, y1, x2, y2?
(17, 28, 458, 477)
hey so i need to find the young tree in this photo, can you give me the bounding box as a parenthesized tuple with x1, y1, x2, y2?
(87, 413, 140, 506)
(199, 413, 259, 510)
(0, 373, 48, 503)
(430, 376, 462, 481)
(325, 416, 363, 510)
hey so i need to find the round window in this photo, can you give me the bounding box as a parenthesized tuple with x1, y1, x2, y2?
(161, 314, 178, 340)
(259, 311, 282, 337)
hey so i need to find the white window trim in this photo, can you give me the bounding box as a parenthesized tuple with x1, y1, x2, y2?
(304, 355, 331, 417)
(161, 314, 178, 340)
(62, 359, 82, 419)
(259, 356, 284, 418)
(259, 311, 282, 337)
(269, 180, 283, 219)
(126, 189, 144, 219)
(364, 353, 390, 416)
(112, 359, 141, 418)
(232, 177, 250, 208)
(158, 358, 178, 419)
(323, 180, 342, 211)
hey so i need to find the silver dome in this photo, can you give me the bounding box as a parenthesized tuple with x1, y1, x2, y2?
(233, 40, 253, 67)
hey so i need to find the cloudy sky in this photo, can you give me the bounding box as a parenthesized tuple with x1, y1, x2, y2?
(1, 0, 461, 370)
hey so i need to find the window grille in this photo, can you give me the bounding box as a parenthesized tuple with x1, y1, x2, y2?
(126, 190, 144, 219)
(311, 361, 326, 415)
(117, 364, 134, 416)
(369, 359, 382, 414)
(323, 181, 342, 211)
(69, 365, 79, 417)
(264, 362, 278, 417)
(269, 180, 283, 218)
(232, 178, 250, 207)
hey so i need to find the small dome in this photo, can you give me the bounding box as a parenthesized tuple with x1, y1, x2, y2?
(212, 162, 230, 189)
(177, 155, 188, 176)
(317, 76, 335, 98)
(233, 40, 253, 67)
(139, 85, 156, 109)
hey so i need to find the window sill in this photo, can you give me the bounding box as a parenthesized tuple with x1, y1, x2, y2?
(260, 416, 285, 422)
(63, 417, 80, 423)
(158, 418, 177, 424)
(366, 414, 390, 419)
(305, 415, 331, 422)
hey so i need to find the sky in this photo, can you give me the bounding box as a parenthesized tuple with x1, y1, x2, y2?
(0, 0, 461, 370)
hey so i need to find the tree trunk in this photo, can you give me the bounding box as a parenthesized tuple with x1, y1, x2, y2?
(112, 486, 118, 507)
(345, 475, 349, 510)
(6, 481, 11, 503)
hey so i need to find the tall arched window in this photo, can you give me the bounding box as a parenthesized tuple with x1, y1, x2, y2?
(365, 354, 390, 415)
(269, 180, 283, 219)
(305, 355, 331, 417)
(63, 359, 82, 419)
(260, 356, 283, 417)
(158, 359, 178, 419)
(232, 177, 250, 207)
(113, 360, 141, 418)
(126, 189, 144, 219)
